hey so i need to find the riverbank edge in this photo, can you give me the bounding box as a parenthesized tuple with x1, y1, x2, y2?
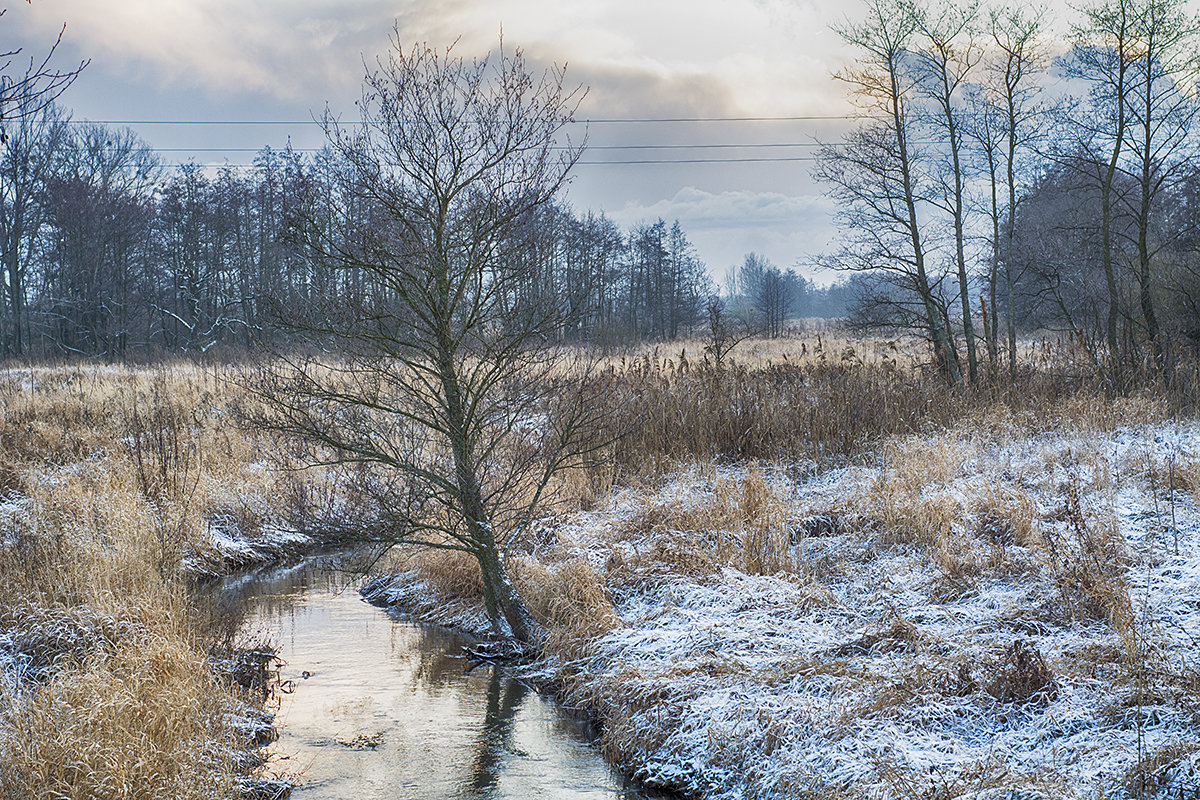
(358, 570, 688, 798)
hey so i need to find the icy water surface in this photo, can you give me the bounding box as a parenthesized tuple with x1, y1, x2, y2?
(212, 558, 648, 800)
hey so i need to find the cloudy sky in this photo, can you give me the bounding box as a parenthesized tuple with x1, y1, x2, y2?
(5, 0, 1077, 283)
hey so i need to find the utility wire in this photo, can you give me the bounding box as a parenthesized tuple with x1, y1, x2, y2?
(68, 114, 864, 125)
(153, 142, 829, 153)
(154, 155, 822, 167)
(577, 157, 819, 164)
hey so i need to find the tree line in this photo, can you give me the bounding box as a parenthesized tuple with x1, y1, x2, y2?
(0, 103, 860, 360)
(818, 0, 1200, 389)
(0, 113, 690, 358)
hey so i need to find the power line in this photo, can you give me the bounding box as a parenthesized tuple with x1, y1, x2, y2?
(582, 115, 859, 123)
(68, 114, 863, 126)
(577, 157, 818, 164)
(157, 156, 819, 168)
(153, 142, 829, 153)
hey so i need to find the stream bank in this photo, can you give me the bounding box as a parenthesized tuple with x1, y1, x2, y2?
(213, 554, 654, 799)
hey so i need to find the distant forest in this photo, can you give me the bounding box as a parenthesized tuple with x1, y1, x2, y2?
(0, 110, 853, 359)
(4, 0, 1200, 375)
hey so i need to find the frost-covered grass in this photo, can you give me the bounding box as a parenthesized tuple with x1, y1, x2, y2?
(0, 364, 335, 798)
(372, 399, 1200, 800)
(549, 416, 1200, 799)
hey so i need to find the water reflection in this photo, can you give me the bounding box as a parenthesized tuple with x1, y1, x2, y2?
(465, 667, 526, 796)
(207, 556, 650, 800)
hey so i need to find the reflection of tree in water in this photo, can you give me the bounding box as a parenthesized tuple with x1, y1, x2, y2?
(400, 624, 471, 687)
(189, 555, 374, 657)
(459, 665, 527, 798)
(193, 557, 653, 800)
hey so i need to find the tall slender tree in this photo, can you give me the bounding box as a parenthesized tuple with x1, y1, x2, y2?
(914, 0, 982, 383)
(817, 0, 963, 383)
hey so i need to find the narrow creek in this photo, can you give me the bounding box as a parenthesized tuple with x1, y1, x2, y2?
(209, 555, 652, 799)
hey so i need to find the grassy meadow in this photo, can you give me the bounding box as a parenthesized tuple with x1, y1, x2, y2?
(0, 366, 327, 799)
(2, 330, 1200, 798)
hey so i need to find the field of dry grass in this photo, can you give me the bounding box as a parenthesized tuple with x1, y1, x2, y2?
(0, 365, 335, 799)
(6, 336, 1200, 799)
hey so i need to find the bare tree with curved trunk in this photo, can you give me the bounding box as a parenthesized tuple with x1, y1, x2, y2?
(250, 34, 595, 645)
(817, 0, 963, 384)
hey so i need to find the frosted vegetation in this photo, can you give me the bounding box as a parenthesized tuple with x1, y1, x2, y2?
(5, 336, 1200, 798)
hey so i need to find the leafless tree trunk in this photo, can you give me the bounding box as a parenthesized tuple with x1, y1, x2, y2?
(1067, 0, 1137, 389)
(915, 0, 981, 384)
(817, 0, 963, 384)
(0, 99, 66, 356)
(1123, 0, 1199, 384)
(990, 4, 1047, 386)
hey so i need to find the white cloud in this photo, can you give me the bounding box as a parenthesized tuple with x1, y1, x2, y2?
(607, 187, 839, 281)
(12, 0, 397, 99)
(9, 0, 857, 115)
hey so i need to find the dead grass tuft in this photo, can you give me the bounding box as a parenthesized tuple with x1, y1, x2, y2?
(971, 483, 1039, 549)
(412, 549, 485, 599)
(510, 556, 619, 657)
(0, 365, 315, 797)
(0, 629, 237, 800)
(1043, 481, 1132, 629)
(832, 618, 924, 658)
(985, 640, 1058, 706)
(1122, 741, 1200, 799)
(613, 470, 802, 579)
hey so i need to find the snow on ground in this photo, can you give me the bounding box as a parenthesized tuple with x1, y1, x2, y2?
(182, 522, 314, 578)
(362, 570, 496, 639)
(516, 421, 1200, 799)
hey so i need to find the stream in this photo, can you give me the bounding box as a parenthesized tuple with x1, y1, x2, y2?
(209, 555, 651, 799)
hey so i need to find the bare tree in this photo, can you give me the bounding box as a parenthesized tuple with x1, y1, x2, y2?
(0, 100, 67, 355)
(43, 124, 159, 356)
(1064, 0, 1140, 386)
(1121, 0, 1200, 382)
(0, 8, 87, 141)
(738, 252, 791, 338)
(816, 0, 963, 383)
(703, 295, 757, 369)
(250, 34, 593, 644)
(987, 3, 1049, 384)
(913, 0, 982, 383)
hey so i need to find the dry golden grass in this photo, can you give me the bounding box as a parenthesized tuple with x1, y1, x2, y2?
(411, 548, 485, 599)
(623, 324, 928, 372)
(606, 469, 804, 580)
(510, 556, 619, 657)
(0, 364, 318, 799)
(592, 330, 1184, 479)
(0, 512, 241, 799)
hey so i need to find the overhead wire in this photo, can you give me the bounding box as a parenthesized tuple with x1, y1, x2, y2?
(153, 142, 827, 152)
(65, 114, 877, 167)
(68, 114, 866, 125)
